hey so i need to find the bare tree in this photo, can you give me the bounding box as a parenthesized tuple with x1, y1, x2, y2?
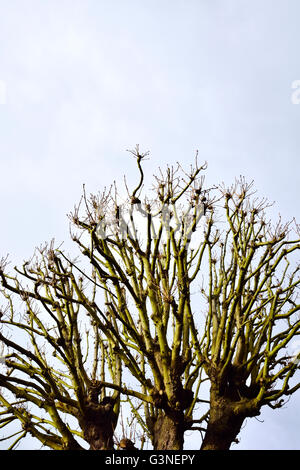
(0, 244, 121, 449)
(0, 148, 299, 450)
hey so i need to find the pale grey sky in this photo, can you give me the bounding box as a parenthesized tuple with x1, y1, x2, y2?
(0, 0, 299, 449)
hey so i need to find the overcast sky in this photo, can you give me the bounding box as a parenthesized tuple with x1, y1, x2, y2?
(0, 0, 299, 450)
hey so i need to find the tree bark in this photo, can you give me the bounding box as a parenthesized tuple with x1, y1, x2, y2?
(79, 402, 118, 450)
(151, 411, 185, 450)
(83, 415, 116, 450)
(200, 378, 260, 450)
(200, 398, 244, 450)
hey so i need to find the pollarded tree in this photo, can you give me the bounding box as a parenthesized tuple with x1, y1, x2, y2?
(66, 147, 300, 449)
(0, 147, 299, 450)
(197, 180, 300, 449)
(0, 244, 123, 450)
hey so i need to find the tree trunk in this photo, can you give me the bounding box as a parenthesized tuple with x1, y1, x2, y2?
(200, 378, 250, 450)
(201, 373, 262, 450)
(201, 400, 244, 450)
(79, 403, 117, 450)
(152, 412, 185, 450)
(84, 417, 115, 450)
